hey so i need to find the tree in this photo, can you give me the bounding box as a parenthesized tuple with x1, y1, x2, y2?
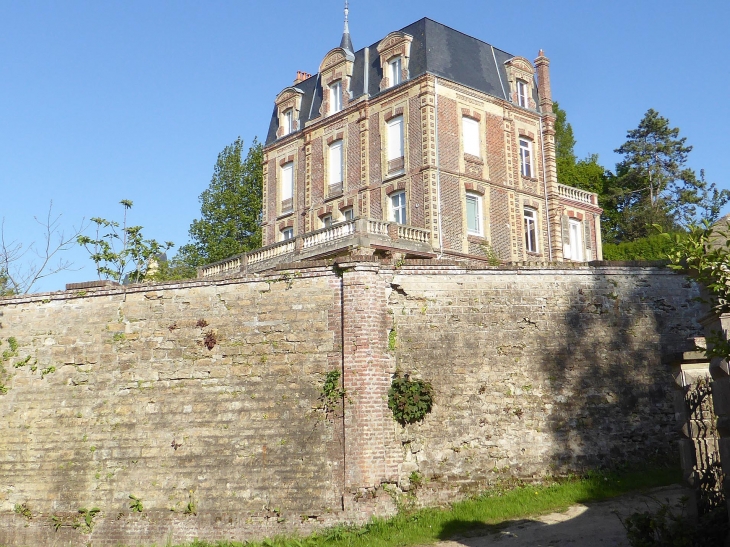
(77, 200, 174, 284)
(0, 203, 84, 294)
(176, 137, 263, 268)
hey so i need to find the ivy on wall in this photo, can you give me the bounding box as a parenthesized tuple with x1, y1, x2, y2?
(388, 373, 433, 425)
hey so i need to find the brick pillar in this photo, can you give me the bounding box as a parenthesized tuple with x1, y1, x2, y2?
(534, 51, 562, 261)
(337, 258, 399, 498)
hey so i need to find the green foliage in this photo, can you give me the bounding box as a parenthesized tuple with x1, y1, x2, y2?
(184, 491, 198, 516)
(129, 494, 143, 512)
(388, 373, 433, 425)
(602, 233, 681, 261)
(77, 200, 174, 283)
(320, 370, 345, 413)
(0, 269, 14, 296)
(77, 507, 101, 532)
(176, 138, 264, 269)
(388, 328, 397, 351)
(13, 503, 31, 519)
(477, 242, 502, 266)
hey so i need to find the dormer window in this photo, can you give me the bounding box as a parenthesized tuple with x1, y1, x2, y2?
(330, 81, 343, 114)
(389, 57, 402, 86)
(516, 80, 529, 108)
(283, 109, 294, 136)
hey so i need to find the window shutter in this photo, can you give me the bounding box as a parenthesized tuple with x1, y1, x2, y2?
(388, 117, 404, 160)
(463, 118, 480, 156)
(329, 141, 343, 184)
(561, 215, 571, 257)
(584, 217, 593, 261)
(281, 163, 293, 201)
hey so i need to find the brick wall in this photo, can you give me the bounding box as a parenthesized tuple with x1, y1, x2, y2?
(0, 261, 702, 545)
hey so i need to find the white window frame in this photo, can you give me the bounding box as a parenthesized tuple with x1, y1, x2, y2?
(281, 227, 294, 241)
(519, 139, 533, 178)
(389, 57, 402, 86)
(516, 80, 529, 108)
(328, 140, 343, 185)
(342, 207, 354, 221)
(524, 208, 538, 253)
(465, 192, 483, 236)
(283, 109, 293, 136)
(462, 117, 480, 157)
(330, 80, 342, 114)
(321, 214, 333, 228)
(280, 162, 294, 207)
(387, 116, 404, 162)
(567, 219, 584, 261)
(390, 191, 406, 225)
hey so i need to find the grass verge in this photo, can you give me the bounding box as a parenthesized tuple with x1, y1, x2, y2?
(169, 466, 681, 547)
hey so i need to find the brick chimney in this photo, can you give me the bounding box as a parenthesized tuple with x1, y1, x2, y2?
(534, 50, 552, 112)
(294, 71, 312, 84)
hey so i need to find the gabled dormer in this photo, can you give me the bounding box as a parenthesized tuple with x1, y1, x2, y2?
(376, 31, 413, 91)
(275, 87, 305, 139)
(504, 56, 536, 110)
(318, 47, 355, 117)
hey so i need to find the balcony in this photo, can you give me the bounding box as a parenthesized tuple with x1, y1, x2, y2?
(557, 183, 599, 206)
(198, 218, 434, 279)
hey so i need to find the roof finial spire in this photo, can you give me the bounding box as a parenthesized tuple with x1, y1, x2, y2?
(340, 0, 354, 52)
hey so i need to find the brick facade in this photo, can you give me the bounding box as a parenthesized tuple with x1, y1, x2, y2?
(261, 19, 603, 264)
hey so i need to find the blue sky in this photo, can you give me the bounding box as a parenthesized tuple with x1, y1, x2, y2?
(1, 0, 727, 292)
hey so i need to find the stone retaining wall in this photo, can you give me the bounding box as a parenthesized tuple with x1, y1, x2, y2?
(0, 261, 704, 546)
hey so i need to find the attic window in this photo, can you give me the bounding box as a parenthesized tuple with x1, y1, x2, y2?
(283, 109, 294, 135)
(389, 57, 402, 87)
(517, 80, 529, 108)
(330, 81, 343, 114)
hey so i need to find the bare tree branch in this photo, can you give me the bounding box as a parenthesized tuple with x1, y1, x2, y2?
(0, 201, 86, 294)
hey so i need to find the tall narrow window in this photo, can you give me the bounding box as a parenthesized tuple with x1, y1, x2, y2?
(516, 80, 528, 108)
(524, 208, 537, 253)
(465, 193, 483, 236)
(462, 117, 480, 157)
(330, 81, 342, 114)
(567, 219, 583, 261)
(391, 191, 406, 224)
(281, 162, 294, 212)
(283, 109, 294, 135)
(519, 139, 533, 178)
(389, 57, 402, 86)
(328, 140, 343, 187)
(387, 116, 404, 166)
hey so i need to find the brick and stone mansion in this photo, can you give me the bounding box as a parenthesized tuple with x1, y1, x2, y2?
(201, 16, 602, 278)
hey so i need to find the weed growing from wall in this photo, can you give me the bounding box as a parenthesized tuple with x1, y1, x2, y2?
(388, 373, 434, 425)
(320, 370, 345, 414)
(129, 495, 143, 512)
(13, 503, 31, 519)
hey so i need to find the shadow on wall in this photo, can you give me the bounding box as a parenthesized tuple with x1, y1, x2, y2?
(542, 271, 700, 471)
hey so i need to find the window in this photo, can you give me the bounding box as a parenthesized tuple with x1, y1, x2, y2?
(282, 227, 294, 241)
(387, 116, 404, 161)
(281, 162, 294, 212)
(516, 80, 529, 108)
(321, 214, 333, 228)
(342, 207, 354, 221)
(282, 109, 294, 135)
(465, 192, 482, 236)
(330, 81, 342, 114)
(389, 57, 402, 86)
(566, 219, 583, 261)
(524, 208, 538, 253)
(328, 140, 343, 185)
(519, 139, 533, 178)
(391, 191, 406, 224)
(462, 117, 480, 157)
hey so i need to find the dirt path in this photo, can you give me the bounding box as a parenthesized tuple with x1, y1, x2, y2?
(423, 484, 685, 547)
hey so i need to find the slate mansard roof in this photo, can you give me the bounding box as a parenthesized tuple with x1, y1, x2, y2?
(266, 18, 535, 145)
